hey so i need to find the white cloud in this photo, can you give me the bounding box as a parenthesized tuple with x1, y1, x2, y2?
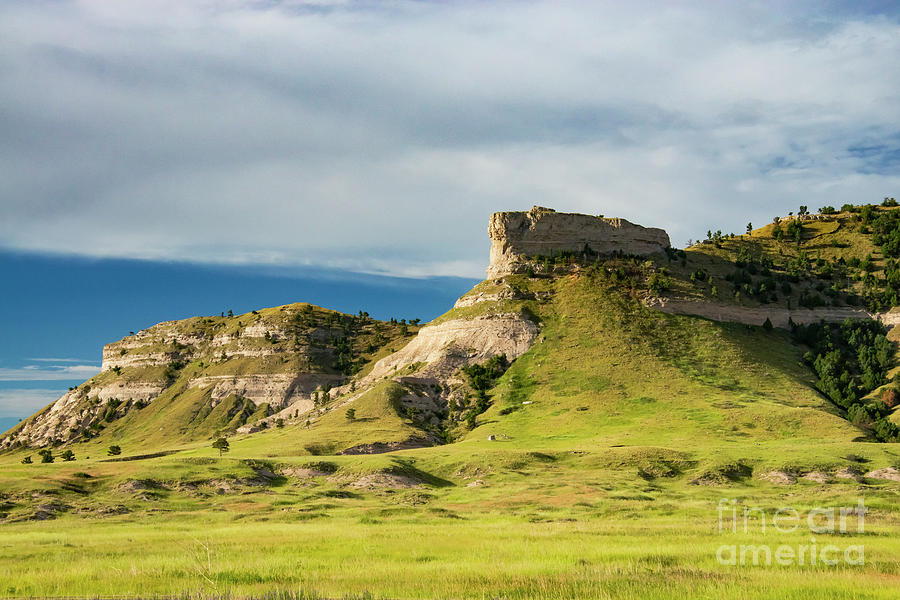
(0, 364, 101, 382)
(0, 1, 898, 276)
(27, 357, 96, 363)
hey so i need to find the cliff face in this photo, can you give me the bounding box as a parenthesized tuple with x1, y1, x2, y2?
(487, 206, 670, 278)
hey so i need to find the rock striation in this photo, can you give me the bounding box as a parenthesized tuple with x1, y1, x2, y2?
(646, 297, 900, 331)
(486, 206, 670, 278)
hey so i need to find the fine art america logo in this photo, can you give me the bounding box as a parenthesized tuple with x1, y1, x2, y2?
(716, 498, 867, 566)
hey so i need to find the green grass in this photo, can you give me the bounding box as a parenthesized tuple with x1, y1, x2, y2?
(1, 448, 899, 599)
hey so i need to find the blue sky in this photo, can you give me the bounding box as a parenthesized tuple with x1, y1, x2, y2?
(1, 1, 899, 429)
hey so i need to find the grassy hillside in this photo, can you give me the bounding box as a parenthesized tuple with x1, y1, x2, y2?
(465, 270, 866, 460)
(668, 202, 900, 311)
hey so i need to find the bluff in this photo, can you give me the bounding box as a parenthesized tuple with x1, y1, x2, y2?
(486, 206, 670, 278)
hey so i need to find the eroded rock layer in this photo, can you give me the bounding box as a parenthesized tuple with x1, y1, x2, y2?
(487, 206, 670, 277)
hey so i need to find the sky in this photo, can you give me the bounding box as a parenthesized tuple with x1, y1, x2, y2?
(1, 0, 899, 428)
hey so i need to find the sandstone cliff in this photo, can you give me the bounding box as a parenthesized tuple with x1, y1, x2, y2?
(486, 206, 670, 278)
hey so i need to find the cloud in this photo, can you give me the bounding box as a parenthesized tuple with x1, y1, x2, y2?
(27, 357, 96, 363)
(0, 388, 67, 418)
(0, 364, 101, 382)
(0, 1, 898, 274)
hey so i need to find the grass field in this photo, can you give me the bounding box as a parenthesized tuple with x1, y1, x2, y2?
(1, 447, 899, 599)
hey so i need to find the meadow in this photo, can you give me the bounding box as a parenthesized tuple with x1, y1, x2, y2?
(1, 445, 899, 599)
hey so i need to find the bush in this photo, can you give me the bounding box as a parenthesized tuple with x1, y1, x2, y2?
(21, 455, 32, 464)
(60, 449, 75, 461)
(38, 449, 54, 463)
(648, 272, 671, 294)
(107, 445, 122, 456)
(345, 408, 356, 421)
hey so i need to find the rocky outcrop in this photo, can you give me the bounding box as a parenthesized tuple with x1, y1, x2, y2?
(487, 206, 670, 278)
(257, 311, 542, 434)
(453, 287, 552, 309)
(0, 380, 170, 451)
(188, 373, 341, 411)
(644, 297, 900, 330)
(365, 314, 539, 380)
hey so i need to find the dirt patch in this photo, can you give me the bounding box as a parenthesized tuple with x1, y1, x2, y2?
(760, 471, 797, 485)
(865, 466, 900, 482)
(801, 471, 830, 483)
(340, 438, 433, 455)
(96, 504, 131, 516)
(115, 479, 166, 494)
(347, 473, 422, 490)
(284, 467, 331, 478)
(690, 462, 752, 486)
(834, 467, 864, 482)
(28, 501, 70, 521)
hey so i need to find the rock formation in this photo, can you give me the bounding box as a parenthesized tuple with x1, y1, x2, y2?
(486, 206, 670, 278)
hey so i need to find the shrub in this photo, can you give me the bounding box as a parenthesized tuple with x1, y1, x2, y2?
(345, 408, 356, 421)
(648, 272, 671, 294)
(107, 445, 122, 456)
(21, 455, 32, 464)
(38, 449, 54, 463)
(60, 449, 75, 462)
